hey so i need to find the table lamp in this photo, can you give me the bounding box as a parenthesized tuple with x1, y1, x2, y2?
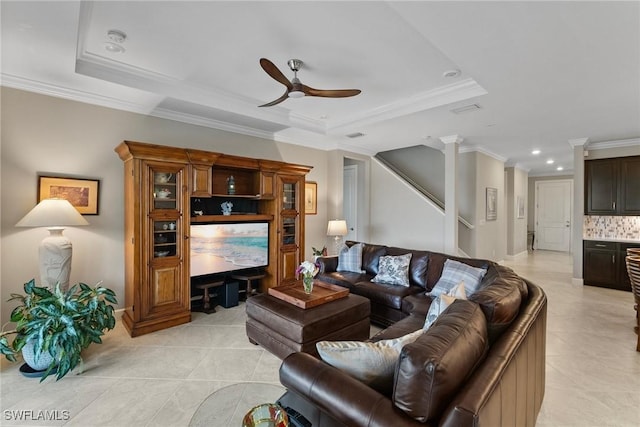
(16, 198, 89, 291)
(327, 219, 348, 255)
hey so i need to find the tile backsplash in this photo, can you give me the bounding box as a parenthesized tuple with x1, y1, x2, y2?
(583, 216, 640, 240)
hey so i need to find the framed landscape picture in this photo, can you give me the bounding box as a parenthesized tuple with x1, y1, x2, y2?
(38, 176, 100, 215)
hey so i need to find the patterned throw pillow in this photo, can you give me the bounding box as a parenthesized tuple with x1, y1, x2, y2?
(428, 259, 487, 298)
(372, 253, 413, 287)
(423, 281, 467, 330)
(316, 329, 424, 393)
(337, 243, 365, 273)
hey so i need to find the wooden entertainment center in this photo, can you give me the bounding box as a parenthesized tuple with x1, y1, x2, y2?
(115, 141, 311, 336)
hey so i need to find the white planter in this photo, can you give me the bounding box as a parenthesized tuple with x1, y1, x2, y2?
(21, 339, 55, 371)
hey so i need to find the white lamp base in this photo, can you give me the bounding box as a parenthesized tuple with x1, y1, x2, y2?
(333, 236, 343, 256)
(39, 227, 73, 291)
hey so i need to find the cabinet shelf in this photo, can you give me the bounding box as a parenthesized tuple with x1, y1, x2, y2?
(211, 193, 261, 199)
(191, 214, 273, 223)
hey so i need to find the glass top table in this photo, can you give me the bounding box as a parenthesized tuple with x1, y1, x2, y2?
(189, 382, 286, 426)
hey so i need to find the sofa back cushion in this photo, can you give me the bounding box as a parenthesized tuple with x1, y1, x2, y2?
(346, 241, 386, 275)
(469, 265, 525, 343)
(393, 299, 488, 423)
(426, 252, 493, 291)
(386, 247, 430, 289)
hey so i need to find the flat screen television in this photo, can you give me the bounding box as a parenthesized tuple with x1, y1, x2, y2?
(190, 222, 269, 277)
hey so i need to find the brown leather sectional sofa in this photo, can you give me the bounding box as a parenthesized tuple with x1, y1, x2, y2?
(277, 241, 547, 426)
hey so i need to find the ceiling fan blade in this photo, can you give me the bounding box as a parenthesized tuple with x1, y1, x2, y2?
(259, 91, 289, 107)
(303, 85, 361, 98)
(260, 58, 293, 90)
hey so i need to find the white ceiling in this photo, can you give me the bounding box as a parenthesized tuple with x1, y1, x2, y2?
(2, 1, 639, 175)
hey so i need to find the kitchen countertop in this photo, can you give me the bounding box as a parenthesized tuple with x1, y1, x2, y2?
(583, 237, 640, 244)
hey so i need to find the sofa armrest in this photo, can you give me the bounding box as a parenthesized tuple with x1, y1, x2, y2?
(279, 352, 423, 427)
(317, 255, 338, 273)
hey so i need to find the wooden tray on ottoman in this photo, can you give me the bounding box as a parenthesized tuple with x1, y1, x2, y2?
(268, 280, 349, 309)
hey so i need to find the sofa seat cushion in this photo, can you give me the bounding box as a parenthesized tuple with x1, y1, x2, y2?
(316, 272, 371, 291)
(353, 281, 423, 310)
(393, 299, 488, 423)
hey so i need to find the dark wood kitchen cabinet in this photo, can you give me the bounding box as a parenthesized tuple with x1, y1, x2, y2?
(585, 156, 640, 215)
(584, 240, 640, 292)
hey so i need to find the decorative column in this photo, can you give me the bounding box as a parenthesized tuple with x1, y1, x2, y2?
(440, 135, 463, 255)
(569, 137, 589, 284)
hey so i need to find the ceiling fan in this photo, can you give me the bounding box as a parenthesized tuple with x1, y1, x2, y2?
(258, 58, 361, 107)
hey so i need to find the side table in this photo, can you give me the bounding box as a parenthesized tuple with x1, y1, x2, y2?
(189, 382, 285, 427)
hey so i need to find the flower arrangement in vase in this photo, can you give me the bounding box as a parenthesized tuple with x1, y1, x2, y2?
(296, 261, 319, 294)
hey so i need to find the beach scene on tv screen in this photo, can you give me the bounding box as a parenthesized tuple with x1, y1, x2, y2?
(191, 223, 268, 276)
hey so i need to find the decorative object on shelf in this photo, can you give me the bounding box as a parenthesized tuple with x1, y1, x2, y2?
(0, 279, 117, 381)
(305, 181, 317, 215)
(169, 222, 176, 230)
(15, 198, 89, 291)
(327, 219, 348, 256)
(486, 187, 497, 221)
(156, 188, 171, 199)
(296, 260, 319, 294)
(156, 173, 172, 183)
(227, 175, 235, 195)
(38, 175, 100, 215)
(221, 201, 233, 215)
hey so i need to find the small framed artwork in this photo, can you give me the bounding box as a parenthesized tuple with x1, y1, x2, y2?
(38, 175, 100, 215)
(517, 196, 525, 219)
(304, 181, 317, 215)
(486, 187, 497, 221)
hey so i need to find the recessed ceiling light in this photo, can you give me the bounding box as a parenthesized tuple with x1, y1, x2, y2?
(442, 69, 461, 78)
(531, 149, 541, 155)
(557, 166, 564, 171)
(546, 159, 554, 164)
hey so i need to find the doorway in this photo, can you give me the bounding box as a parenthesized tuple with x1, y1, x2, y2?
(343, 164, 357, 242)
(535, 179, 573, 252)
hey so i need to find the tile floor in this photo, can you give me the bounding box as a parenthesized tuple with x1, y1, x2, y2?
(1, 250, 639, 426)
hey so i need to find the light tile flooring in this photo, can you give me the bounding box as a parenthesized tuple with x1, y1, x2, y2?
(1, 250, 639, 426)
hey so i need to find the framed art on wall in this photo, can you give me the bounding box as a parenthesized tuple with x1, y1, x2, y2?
(486, 187, 497, 221)
(38, 175, 100, 215)
(517, 196, 525, 219)
(304, 181, 317, 215)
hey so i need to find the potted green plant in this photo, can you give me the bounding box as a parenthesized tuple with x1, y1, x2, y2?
(0, 279, 117, 381)
(312, 246, 327, 260)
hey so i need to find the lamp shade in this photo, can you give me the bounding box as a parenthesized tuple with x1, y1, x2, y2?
(327, 220, 348, 236)
(16, 199, 89, 228)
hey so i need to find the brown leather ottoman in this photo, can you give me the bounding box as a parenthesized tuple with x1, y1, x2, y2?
(245, 293, 371, 359)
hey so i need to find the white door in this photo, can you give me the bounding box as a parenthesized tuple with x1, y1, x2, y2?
(535, 180, 572, 251)
(343, 165, 357, 241)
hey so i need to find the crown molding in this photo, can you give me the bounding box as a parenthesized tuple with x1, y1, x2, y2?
(150, 108, 275, 141)
(440, 135, 464, 144)
(568, 137, 589, 147)
(529, 170, 575, 178)
(1, 73, 153, 114)
(587, 137, 640, 150)
(459, 145, 508, 163)
(325, 78, 487, 135)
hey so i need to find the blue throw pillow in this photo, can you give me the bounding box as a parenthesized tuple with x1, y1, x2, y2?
(337, 243, 365, 273)
(427, 259, 487, 297)
(372, 253, 412, 286)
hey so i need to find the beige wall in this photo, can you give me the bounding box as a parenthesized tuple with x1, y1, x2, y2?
(0, 88, 331, 324)
(473, 152, 507, 261)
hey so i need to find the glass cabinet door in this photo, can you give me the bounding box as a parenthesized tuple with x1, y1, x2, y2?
(282, 182, 296, 211)
(153, 171, 178, 210)
(153, 220, 178, 259)
(282, 216, 297, 246)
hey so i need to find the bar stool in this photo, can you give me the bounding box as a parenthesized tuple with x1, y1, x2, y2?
(194, 280, 224, 314)
(231, 273, 265, 300)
